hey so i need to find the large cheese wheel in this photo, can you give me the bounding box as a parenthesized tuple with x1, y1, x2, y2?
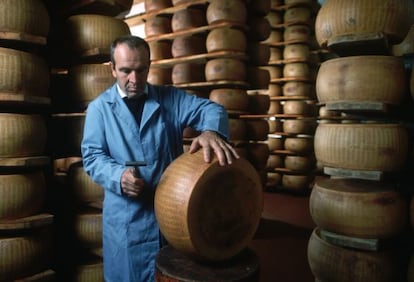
(284, 155, 314, 171)
(74, 261, 103, 282)
(283, 25, 310, 42)
(145, 0, 172, 12)
(248, 94, 270, 114)
(206, 27, 246, 53)
(284, 7, 311, 24)
(315, 0, 414, 47)
(283, 44, 310, 61)
(171, 7, 206, 32)
(155, 150, 263, 261)
(283, 100, 309, 115)
(209, 88, 249, 113)
(205, 58, 246, 81)
(228, 118, 247, 142)
(171, 35, 206, 57)
(69, 63, 114, 105)
(149, 40, 172, 60)
(267, 118, 282, 133)
(266, 136, 283, 151)
(74, 212, 103, 249)
(283, 62, 310, 78)
(282, 174, 312, 191)
(0, 172, 46, 220)
(266, 11, 283, 28)
(316, 56, 406, 106)
(245, 119, 269, 141)
(68, 163, 104, 205)
(145, 15, 171, 37)
(282, 118, 316, 134)
(0, 47, 50, 97)
(284, 137, 313, 153)
(314, 123, 408, 171)
(0, 228, 52, 281)
(307, 228, 399, 282)
(66, 14, 130, 57)
(266, 154, 283, 169)
(147, 66, 172, 85)
(171, 63, 205, 84)
(246, 143, 270, 171)
(310, 178, 407, 239)
(283, 81, 313, 97)
(0, 0, 50, 41)
(206, 0, 247, 25)
(0, 113, 46, 157)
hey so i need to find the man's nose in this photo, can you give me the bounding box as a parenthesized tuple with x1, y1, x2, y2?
(129, 70, 138, 82)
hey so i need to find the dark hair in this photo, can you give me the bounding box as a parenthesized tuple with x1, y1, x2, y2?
(110, 35, 151, 65)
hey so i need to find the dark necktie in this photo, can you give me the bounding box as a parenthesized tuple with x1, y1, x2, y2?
(123, 95, 146, 126)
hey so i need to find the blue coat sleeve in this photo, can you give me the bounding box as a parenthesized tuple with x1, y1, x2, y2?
(157, 85, 230, 141)
(81, 98, 126, 195)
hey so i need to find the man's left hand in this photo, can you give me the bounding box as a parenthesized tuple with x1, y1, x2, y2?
(188, 131, 240, 166)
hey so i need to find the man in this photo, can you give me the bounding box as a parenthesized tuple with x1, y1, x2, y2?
(81, 35, 239, 281)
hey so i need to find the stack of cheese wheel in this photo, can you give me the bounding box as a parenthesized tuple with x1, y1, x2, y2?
(204, 0, 252, 175)
(0, 0, 54, 279)
(257, 0, 319, 192)
(47, 1, 135, 279)
(310, 2, 414, 281)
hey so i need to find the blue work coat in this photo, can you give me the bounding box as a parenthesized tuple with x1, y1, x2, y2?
(81, 83, 230, 281)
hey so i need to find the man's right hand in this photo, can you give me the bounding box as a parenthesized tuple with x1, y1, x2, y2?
(121, 168, 145, 198)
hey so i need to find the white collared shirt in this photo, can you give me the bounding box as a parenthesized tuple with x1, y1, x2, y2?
(117, 83, 148, 99)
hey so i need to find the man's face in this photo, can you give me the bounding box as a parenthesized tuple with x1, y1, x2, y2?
(111, 43, 150, 98)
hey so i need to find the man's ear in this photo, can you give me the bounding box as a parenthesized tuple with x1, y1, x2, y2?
(110, 62, 117, 78)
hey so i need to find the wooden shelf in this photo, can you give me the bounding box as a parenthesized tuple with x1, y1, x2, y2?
(151, 50, 247, 67)
(124, 0, 209, 25)
(0, 213, 54, 231)
(0, 156, 50, 168)
(0, 93, 51, 106)
(145, 21, 247, 42)
(0, 31, 46, 46)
